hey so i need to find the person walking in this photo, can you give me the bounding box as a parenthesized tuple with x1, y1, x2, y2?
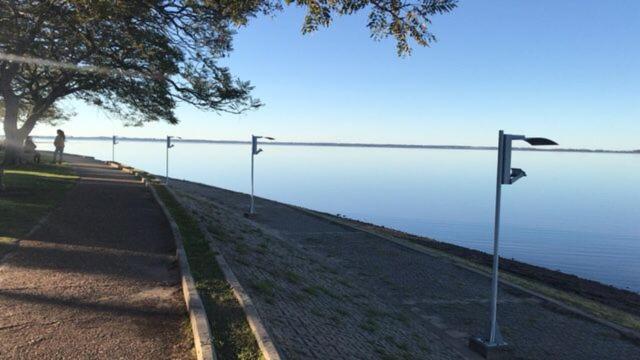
(53, 129, 65, 164)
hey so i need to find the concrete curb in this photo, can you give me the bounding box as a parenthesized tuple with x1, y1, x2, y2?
(133, 171, 283, 359)
(106, 162, 146, 184)
(288, 204, 640, 343)
(148, 183, 216, 360)
(167, 187, 283, 360)
(107, 162, 215, 360)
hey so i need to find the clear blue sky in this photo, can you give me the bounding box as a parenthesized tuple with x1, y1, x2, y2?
(34, 0, 639, 150)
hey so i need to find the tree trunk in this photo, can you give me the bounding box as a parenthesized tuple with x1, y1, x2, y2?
(2, 98, 24, 166)
(3, 130, 25, 166)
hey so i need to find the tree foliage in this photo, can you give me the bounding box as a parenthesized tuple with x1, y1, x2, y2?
(0, 0, 457, 163)
(0, 99, 74, 127)
(288, 0, 458, 55)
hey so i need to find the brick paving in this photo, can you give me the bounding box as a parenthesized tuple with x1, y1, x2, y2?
(173, 180, 640, 360)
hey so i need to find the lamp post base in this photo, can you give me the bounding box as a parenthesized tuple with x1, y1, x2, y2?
(468, 337, 511, 359)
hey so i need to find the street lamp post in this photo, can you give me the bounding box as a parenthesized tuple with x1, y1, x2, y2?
(166, 136, 180, 185)
(249, 135, 275, 215)
(112, 135, 119, 162)
(469, 130, 557, 358)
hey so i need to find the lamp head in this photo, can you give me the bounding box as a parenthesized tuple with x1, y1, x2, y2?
(510, 168, 527, 183)
(524, 137, 557, 146)
(167, 136, 174, 148)
(252, 135, 275, 155)
(499, 132, 557, 185)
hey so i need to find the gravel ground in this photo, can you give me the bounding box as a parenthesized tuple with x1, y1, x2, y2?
(0, 156, 193, 359)
(172, 179, 640, 360)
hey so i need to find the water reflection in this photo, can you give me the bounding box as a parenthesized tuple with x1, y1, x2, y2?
(37, 139, 640, 292)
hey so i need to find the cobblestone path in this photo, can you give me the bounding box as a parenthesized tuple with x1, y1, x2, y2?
(173, 180, 640, 360)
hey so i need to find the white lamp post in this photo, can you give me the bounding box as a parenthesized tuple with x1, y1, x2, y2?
(470, 130, 557, 357)
(250, 135, 275, 215)
(166, 136, 181, 185)
(112, 135, 119, 162)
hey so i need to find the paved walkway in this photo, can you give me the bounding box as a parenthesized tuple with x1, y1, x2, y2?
(173, 180, 640, 360)
(0, 155, 191, 359)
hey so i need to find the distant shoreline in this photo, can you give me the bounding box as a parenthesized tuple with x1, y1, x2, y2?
(32, 136, 640, 154)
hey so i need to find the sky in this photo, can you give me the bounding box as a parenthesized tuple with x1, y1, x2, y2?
(33, 0, 639, 150)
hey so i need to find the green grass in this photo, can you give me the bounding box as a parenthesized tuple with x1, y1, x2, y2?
(255, 241, 269, 255)
(359, 318, 379, 333)
(0, 152, 77, 239)
(0, 237, 18, 259)
(250, 279, 276, 298)
(281, 269, 301, 284)
(302, 285, 320, 296)
(234, 241, 250, 255)
(154, 185, 262, 360)
(4, 169, 76, 180)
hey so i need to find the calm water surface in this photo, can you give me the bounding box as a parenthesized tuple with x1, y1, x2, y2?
(37, 139, 640, 292)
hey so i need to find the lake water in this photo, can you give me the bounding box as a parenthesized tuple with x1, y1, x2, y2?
(36, 139, 640, 292)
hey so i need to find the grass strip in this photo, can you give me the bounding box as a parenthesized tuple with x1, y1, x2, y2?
(4, 169, 77, 180)
(155, 185, 262, 360)
(0, 152, 76, 238)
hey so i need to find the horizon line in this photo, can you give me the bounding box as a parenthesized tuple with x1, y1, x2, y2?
(29, 135, 640, 154)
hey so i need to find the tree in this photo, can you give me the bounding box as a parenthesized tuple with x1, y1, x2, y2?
(0, 0, 457, 164)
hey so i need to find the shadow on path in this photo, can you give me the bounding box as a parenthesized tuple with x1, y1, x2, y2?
(0, 155, 192, 359)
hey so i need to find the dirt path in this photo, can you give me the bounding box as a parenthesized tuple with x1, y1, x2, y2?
(0, 155, 192, 359)
(172, 180, 640, 360)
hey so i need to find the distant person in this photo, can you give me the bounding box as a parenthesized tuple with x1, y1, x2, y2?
(23, 136, 41, 164)
(53, 129, 65, 164)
